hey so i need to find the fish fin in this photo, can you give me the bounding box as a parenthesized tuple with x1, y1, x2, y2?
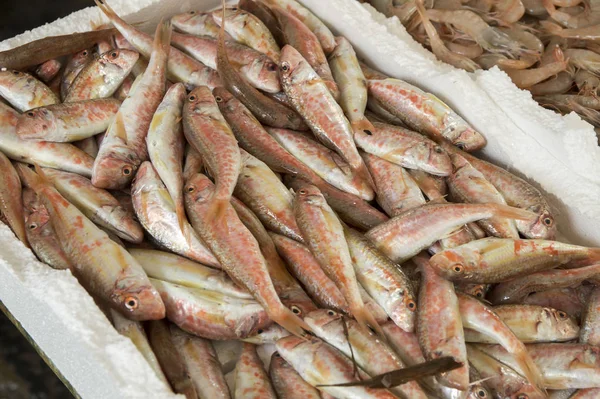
(112, 112, 128, 144)
(514, 348, 546, 392)
(351, 302, 385, 340)
(488, 204, 537, 221)
(94, 0, 122, 23)
(271, 306, 312, 339)
(330, 153, 352, 175)
(175, 200, 188, 237)
(355, 161, 377, 193)
(351, 118, 375, 133)
(14, 163, 42, 189)
(206, 197, 229, 230)
(154, 18, 172, 55)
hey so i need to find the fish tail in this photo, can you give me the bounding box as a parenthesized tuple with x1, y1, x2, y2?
(94, 0, 122, 24)
(354, 161, 376, 192)
(351, 118, 376, 134)
(488, 204, 537, 221)
(514, 348, 546, 392)
(271, 306, 312, 339)
(14, 163, 47, 193)
(154, 18, 172, 56)
(351, 302, 385, 340)
(207, 197, 230, 229)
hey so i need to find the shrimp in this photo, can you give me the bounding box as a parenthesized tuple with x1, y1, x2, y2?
(542, 0, 600, 28)
(575, 69, 600, 94)
(494, 0, 526, 23)
(541, 20, 600, 40)
(504, 47, 569, 88)
(565, 48, 600, 73)
(529, 72, 574, 95)
(445, 40, 484, 59)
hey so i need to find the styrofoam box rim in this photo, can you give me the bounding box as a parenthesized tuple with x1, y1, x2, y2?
(1, 0, 600, 397)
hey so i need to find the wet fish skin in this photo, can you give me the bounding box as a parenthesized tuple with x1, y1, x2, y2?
(64, 48, 139, 102)
(238, 0, 284, 45)
(243, 324, 290, 345)
(170, 326, 232, 399)
(235, 343, 278, 399)
(171, 11, 223, 38)
(269, 351, 321, 399)
(0, 153, 27, 246)
(524, 286, 594, 320)
(0, 69, 58, 112)
(581, 287, 600, 346)
(61, 48, 93, 101)
(131, 162, 219, 267)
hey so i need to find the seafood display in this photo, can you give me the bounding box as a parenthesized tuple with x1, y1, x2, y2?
(2, 0, 600, 398)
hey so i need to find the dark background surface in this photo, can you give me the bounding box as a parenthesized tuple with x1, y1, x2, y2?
(1, 2, 87, 398)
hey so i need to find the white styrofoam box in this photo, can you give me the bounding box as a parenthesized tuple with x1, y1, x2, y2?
(1, 0, 600, 397)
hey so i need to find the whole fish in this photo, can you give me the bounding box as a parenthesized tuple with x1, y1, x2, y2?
(457, 292, 545, 391)
(305, 309, 428, 399)
(345, 226, 417, 332)
(243, 324, 290, 344)
(0, 69, 58, 111)
(280, 45, 373, 190)
(294, 183, 382, 335)
(235, 150, 303, 241)
(96, 1, 222, 88)
(61, 48, 93, 101)
(230, 196, 317, 317)
(215, 12, 306, 131)
(146, 82, 186, 232)
(366, 203, 533, 263)
(476, 343, 600, 390)
(171, 11, 223, 38)
(110, 310, 169, 386)
(448, 152, 520, 238)
(367, 78, 487, 151)
(354, 122, 453, 176)
(36, 168, 143, 243)
(581, 287, 600, 346)
(16, 98, 120, 143)
(170, 32, 280, 93)
(362, 152, 426, 217)
(524, 286, 594, 320)
(20, 165, 164, 320)
(269, 352, 321, 399)
(235, 343, 278, 399)
(269, 5, 339, 100)
(147, 319, 197, 399)
(465, 304, 580, 343)
(182, 86, 240, 222)
(131, 162, 220, 267)
(415, 254, 469, 390)
(151, 278, 271, 340)
(212, 8, 281, 62)
(267, 127, 374, 201)
(261, 0, 336, 54)
(22, 188, 71, 269)
(184, 173, 310, 337)
(170, 327, 231, 399)
(64, 48, 139, 102)
(129, 249, 245, 297)
(0, 152, 27, 246)
(489, 264, 600, 305)
(329, 36, 372, 131)
(467, 345, 546, 399)
(276, 335, 398, 399)
(429, 238, 600, 283)
(92, 20, 171, 189)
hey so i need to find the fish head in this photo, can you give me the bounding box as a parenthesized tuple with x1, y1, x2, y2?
(451, 125, 487, 152)
(91, 145, 139, 189)
(430, 247, 482, 281)
(279, 45, 312, 86)
(22, 187, 40, 212)
(295, 183, 327, 208)
(25, 206, 51, 236)
(387, 287, 417, 332)
(212, 87, 235, 108)
(171, 10, 203, 27)
(539, 307, 580, 341)
(239, 57, 281, 94)
(466, 384, 490, 399)
(0, 69, 29, 91)
(184, 173, 215, 204)
(101, 205, 144, 243)
(518, 205, 556, 240)
(17, 107, 57, 140)
(69, 48, 93, 68)
(112, 277, 165, 321)
(212, 7, 245, 27)
(408, 141, 453, 176)
(243, 324, 290, 344)
(186, 86, 216, 113)
(304, 309, 343, 332)
(99, 49, 140, 73)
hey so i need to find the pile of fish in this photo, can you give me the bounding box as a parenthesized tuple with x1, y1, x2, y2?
(365, 0, 600, 132)
(1, 0, 600, 397)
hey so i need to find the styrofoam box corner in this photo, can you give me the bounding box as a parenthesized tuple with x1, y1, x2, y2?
(1, 0, 600, 397)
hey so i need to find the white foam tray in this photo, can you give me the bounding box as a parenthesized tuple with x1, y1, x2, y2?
(1, 0, 599, 397)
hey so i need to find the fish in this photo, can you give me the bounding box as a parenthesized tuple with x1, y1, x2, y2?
(366, 203, 534, 263)
(170, 32, 280, 93)
(17, 98, 121, 142)
(429, 238, 600, 283)
(305, 309, 428, 398)
(581, 287, 600, 346)
(92, 20, 171, 189)
(269, 351, 321, 399)
(362, 152, 426, 217)
(0, 152, 27, 246)
(130, 162, 220, 267)
(182, 86, 240, 224)
(414, 253, 469, 390)
(22, 188, 71, 269)
(276, 335, 398, 399)
(294, 183, 382, 336)
(146, 82, 186, 232)
(170, 326, 232, 399)
(146, 319, 197, 399)
(60, 48, 93, 101)
(243, 324, 290, 344)
(19, 165, 164, 320)
(354, 122, 453, 176)
(345, 226, 417, 332)
(64, 48, 139, 102)
(457, 292, 545, 391)
(268, 5, 339, 100)
(95, 0, 222, 88)
(0, 69, 59, 112)
(280, 45, 374, 190)
(524, 286, 594, 321)
(235, 150, 303, 241)
(235, 343, 278, 399)
(267, 127, 374, 201)
(150, 278, 272, 340)
(367, 78, 487, 151)
(171, 11, 223, 38)
(465, 304, 580, 343)
(109, 310, 169, 386)
(212, 7, 281, 62)
(184, 173, 310, 337)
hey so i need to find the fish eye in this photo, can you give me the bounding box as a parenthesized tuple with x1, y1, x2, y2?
(517, 394, 528, 399)
(122, 166, 132, 176)
(189, 10, 196, 14)
(266, 63, 277, 72)
(406, 299, 416, 311)
(453, 264, 464, 273)
(543, 217, 553, 227)
(110, 51, 119, 58)
(186, 185, 195, 193)
(363, 129, 372, 136)
(215, 95, 223, 103)
(475, 290, 484, 298)
(82, 50, 88, 56)
(434, 146, 443, 154)
(298, 189, 307, 195)
(456, 143, 466, 150)
(124, 297, 138, 310)
(12, 70, 20, 75)
(257, 329, 264, 334)
(327, 310, 336, 316)
(28, 223, 37, 230)
(274, 352, 280, 357)
(477, 388, 487, 398)
(280, 62, 290, 72)
(26, 111, 35, 117)
(557, 311, 568, 320)
(188, 94, 197, 102)
(291, 305, 301, 315)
